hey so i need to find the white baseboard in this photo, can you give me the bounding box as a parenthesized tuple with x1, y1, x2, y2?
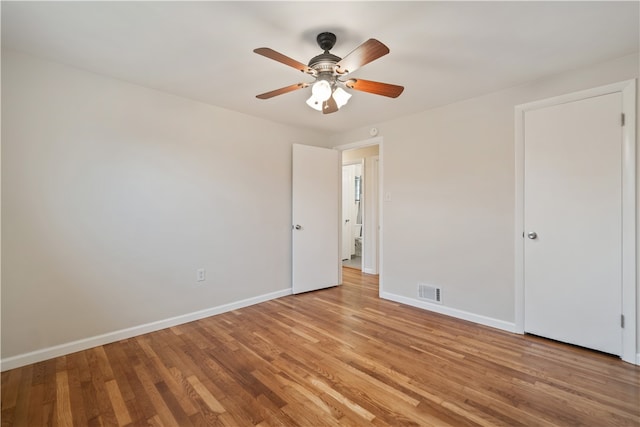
(363, 267, 378, 275)
(380, 291, 517, 333)
(1, 288, 292, 372)
(381, 292, 639, 366)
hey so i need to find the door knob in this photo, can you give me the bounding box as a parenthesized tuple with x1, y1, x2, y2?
(527, 231, 538, 239)
(294, 224, 302, 230)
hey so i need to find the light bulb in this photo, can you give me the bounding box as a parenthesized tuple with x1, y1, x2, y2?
(332, 87, 352, 109)
(311, 80, 332, 102)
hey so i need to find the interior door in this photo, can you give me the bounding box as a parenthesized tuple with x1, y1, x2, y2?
(292, 144, 340, 294)
(524, 92, 623, 355)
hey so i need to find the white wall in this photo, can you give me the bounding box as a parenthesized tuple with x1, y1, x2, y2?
(1, 50, 325, 364)
(332, 54, 639, 336)
(3, 48, 639, 367)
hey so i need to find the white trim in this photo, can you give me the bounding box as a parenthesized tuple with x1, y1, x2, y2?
(342, 159, 363, 166)
(1, 288, 292, 372)
(380, 291, 516, 333)
(370, 156, 380, 275)
(334, 136, 384, 292)
(514, 103, 525, 334)
(620, 80, 637, 365)
(514, 79, 637, 365)
(337, 149, 344, 286)
(334, 136, 383, 152)
(358, 158, 366, 273)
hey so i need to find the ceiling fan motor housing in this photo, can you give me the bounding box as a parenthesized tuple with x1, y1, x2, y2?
(308, 52, 341, 72)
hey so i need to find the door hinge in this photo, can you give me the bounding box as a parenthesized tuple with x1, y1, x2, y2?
(621, 113, 625, 126)
(621, 314, 625, 328)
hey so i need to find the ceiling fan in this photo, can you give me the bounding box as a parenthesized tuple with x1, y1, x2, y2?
(254, 32, 404, 114)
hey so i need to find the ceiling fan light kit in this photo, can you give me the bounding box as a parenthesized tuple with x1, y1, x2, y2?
(254, 32, 404, 115)
(311, 78, 332, 101)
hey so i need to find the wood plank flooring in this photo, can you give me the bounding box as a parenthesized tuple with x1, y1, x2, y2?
(2, 268, 639, 426)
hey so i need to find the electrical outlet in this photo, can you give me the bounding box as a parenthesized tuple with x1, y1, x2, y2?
(197, 268, 206, 282)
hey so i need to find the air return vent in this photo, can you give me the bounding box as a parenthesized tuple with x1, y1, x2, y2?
(418, 283, 442, 304)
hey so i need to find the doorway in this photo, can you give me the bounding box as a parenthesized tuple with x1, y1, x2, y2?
(341, 144, 380, 274)
(342, 162, 363, 269)
(514, 80, 636, 364)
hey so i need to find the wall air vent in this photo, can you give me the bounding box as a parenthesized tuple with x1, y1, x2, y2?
(418, 283, 442, 304)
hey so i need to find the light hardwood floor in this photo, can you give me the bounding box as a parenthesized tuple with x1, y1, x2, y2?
(2, 268, 639, 426)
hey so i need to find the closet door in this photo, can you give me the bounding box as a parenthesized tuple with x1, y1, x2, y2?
(523, 92, 623, 355)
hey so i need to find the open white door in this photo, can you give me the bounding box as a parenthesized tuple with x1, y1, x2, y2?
(292, 144, 340, 294)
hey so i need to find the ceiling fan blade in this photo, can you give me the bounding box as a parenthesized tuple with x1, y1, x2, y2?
(344, 79, 404, 98)
(254, 48, 315, 75)
(256, 83, 309, 99)
(322, 96, 339, 114)
(335, 39, 390, 75)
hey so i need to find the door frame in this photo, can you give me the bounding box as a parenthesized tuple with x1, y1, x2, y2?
(369, 155, 380, 275)
(335, 136, 383, 294)
(514, 79, 637, 364)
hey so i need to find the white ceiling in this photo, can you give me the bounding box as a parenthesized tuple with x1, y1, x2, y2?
(2, 1, 638, 134)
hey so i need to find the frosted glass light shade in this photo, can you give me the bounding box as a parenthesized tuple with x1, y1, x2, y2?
(311, 80, 332, 102)
(306, 95, 323, 111)
(333, 87, 352, 108)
